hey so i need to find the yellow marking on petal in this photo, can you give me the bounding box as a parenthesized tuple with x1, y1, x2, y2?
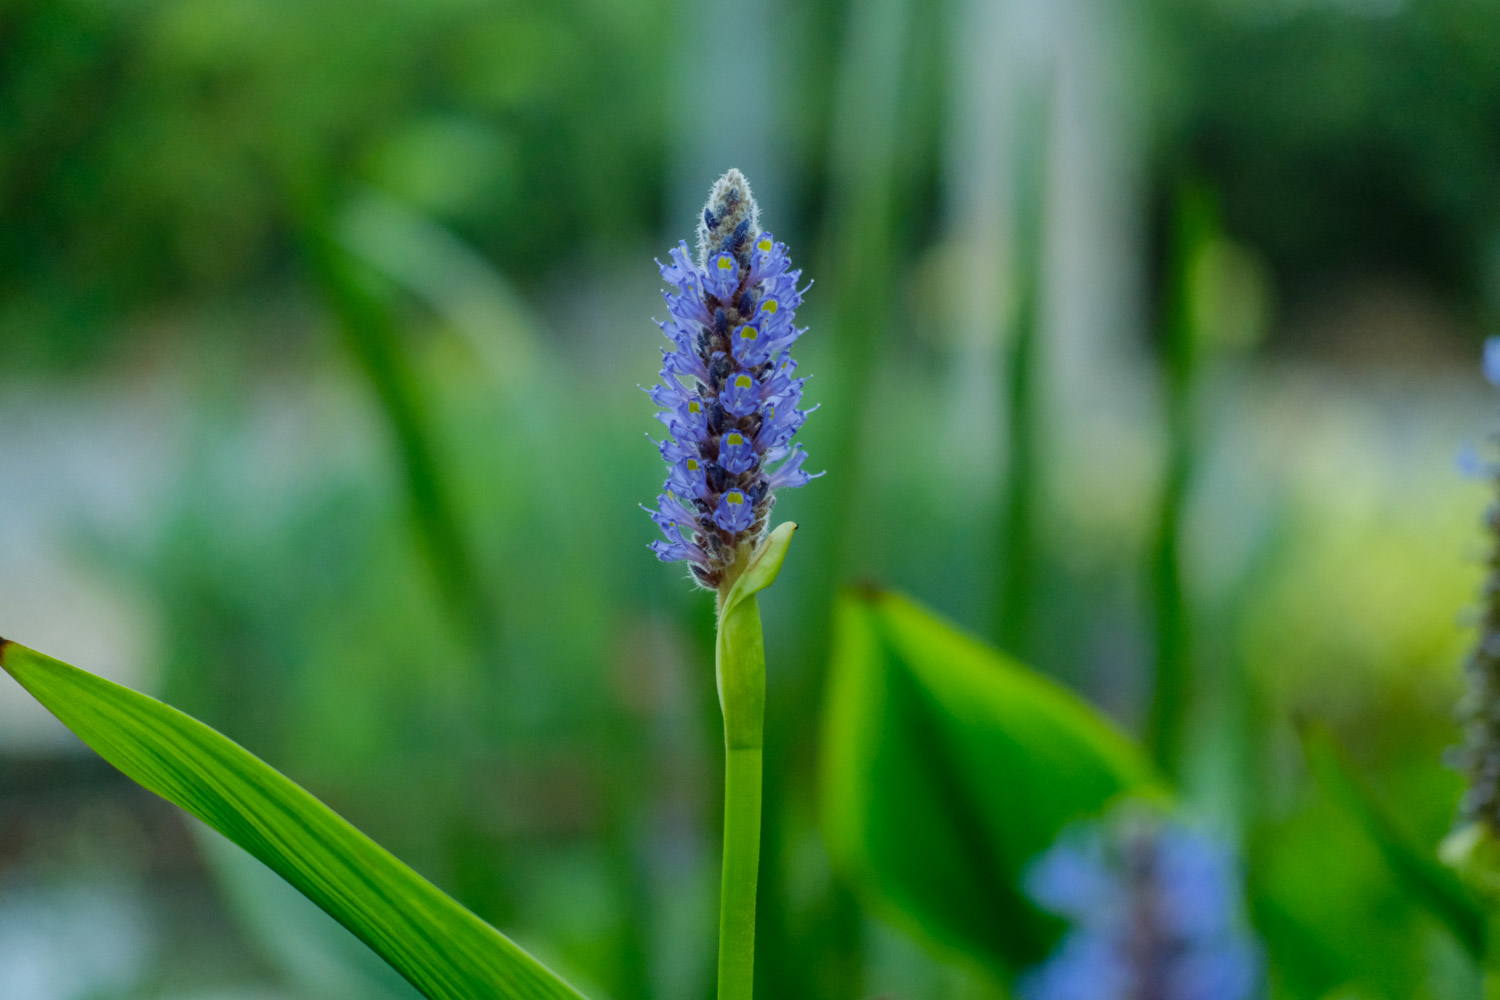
(741, 327, 759, 340)
(687, 459, 700, 471)
(689, 401, 701, 413)
(717, 256, 734, 271)
(726, 432, 744, 445)
(761, 300, 778, 314)
(726, 492, 745, 505)
(735, 375, 753, 389)
(757, 237, 772, 252)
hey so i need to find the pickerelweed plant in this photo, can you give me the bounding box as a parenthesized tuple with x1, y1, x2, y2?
(644, 168, 819, 1000)
(0, 169, 816, 1000)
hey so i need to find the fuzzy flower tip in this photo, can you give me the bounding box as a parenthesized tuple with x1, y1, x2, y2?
(644, 168, 821, 590)
(1018, 811, 1262, 1000)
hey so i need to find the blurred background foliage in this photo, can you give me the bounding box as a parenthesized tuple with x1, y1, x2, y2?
(3, 0, 1500, 997)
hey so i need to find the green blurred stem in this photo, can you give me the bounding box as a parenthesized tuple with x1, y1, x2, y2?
(1147, 380, 1191, 779)
(715, 584, 767, 1000)
(995, 209, 1041, 655)
(996, 77, 1050, 659)
(1487, 913, 1500, 1000)
(305, 224, 499, 665)
(1146, 181, 1213, 779)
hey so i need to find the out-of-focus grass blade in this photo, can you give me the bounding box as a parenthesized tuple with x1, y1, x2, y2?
(754, 0, 925, 989)
(1298, 718, 1485, 960)
(821, 588, 1163, 977)
(334, 187, 541, 396)
(1246, 892, 1352, 998)
(0, 638, 587, 1000)
(1146, 179, 1217, 781)
(303, 214, 498, 663)
(994, 78, 1049, 660)
(811, 0, 917, 590)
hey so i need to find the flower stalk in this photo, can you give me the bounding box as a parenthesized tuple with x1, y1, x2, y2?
(642, 169, 816, 999)
(710, 523, 795, 1000)
(715, 584, 766, 1000)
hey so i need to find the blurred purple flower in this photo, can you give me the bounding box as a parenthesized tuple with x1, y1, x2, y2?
(644, 169, 821, 590)
(1455, 338, 1500, 830)
(1018, 812, 1262, 1000)
(1484, 336, 1500, 387)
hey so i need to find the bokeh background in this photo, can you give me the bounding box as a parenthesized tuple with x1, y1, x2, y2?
(3, 0, 1500, 997)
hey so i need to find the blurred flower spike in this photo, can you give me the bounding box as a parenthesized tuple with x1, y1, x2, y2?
(1452, 336, 1500, 850)
(1484, 336, 1500, 388)
(644, 169, 821, 591)
(1019, 809, 1262, 1000)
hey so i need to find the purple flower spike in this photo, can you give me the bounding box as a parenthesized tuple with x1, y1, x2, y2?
(644, 169, 821, 590)
(1018, 810, 1262, 1000)
(1455, 335, 1500, 830)
(1486, 337, 1500, 387)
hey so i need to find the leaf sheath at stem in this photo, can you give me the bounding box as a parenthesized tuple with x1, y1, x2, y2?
(716, 590, 767, 1000)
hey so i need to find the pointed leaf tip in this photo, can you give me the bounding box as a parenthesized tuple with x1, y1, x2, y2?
(0, 641, 588, 1000)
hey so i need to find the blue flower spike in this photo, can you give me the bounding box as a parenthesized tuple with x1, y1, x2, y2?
(644, 169, 821, 590)
(1448, 335, 1500, 878)
(1484, 335, 1500, 387)
(1019, 810, 1262, 1000)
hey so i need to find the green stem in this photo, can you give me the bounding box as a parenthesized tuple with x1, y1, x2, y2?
(1146, 179, 1214, 780)
(719, 746, 763, 999)
(995, 80, 1049, 658)
(715, 587, 767, 1000)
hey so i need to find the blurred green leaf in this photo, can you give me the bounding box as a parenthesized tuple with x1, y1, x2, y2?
(1298, 718, 1486, 961)
(820, 589, 1164, 977)
(994, 79, 1049, 661)
(1146, 178, 1218, 782)
(0, 638, 587, 1000)
(304, 207, 500, 666)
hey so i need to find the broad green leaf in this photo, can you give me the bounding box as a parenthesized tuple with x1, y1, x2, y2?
(0, 638, 586, 1000)
(820, 589, 1163, 976)
(1298, 719, 1485, 959)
